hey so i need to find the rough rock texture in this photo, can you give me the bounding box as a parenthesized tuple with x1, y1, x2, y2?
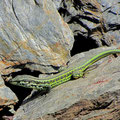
(56, 0, 120, 46)
(52, 0, 62, 9)
(98, 0, 120, 43)
(43, 90, 120, 120)
(12, 46, 120, 120)
(0, 0, 120, 119)
(0, 74, 18, 111)
(0, 0, 74, 118)
(0, 0, 74, 75)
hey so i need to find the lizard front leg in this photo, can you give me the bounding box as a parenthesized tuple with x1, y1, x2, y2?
(35, 84, 51, 92)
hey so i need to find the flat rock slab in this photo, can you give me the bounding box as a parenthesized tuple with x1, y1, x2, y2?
(13, 46, 120, 120)
(43, 90, 120, 120)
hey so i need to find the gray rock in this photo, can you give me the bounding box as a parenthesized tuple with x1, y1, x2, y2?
(0, 0, 120, 119)
(13, 46, 120, 120)
(58, 0, 120, 46)
(43, 90, 120, 120)
(52, 0, 62, 9)
(0, 74, 18, 112)
(58, 0, 105, 46)
(97, 0, 120, 42)
(0, 0, 74, 75)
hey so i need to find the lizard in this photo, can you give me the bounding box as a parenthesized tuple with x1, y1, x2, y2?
(9, 49, 120, 92)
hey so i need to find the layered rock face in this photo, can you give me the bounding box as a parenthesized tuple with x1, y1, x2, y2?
(0, 0, 120, 119)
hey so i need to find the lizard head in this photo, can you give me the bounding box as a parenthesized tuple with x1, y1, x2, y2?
(8, 75, 39, 89)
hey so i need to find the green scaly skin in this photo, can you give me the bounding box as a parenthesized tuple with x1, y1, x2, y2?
(9, 49, 120, 92)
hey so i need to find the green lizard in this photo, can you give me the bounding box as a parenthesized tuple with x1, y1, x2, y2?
(9, 49, 120, 92)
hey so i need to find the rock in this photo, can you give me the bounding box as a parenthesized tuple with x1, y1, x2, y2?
(0, 74, 18, 112)
(43, 90, 120, 120)
(99, 0, 120, 26)
(0, 0, 74, 118)
(98, 0, 120, 42)
(52, 0, 62, 9)
(58, 0, 105, 46)
(58, 0, 120, 46)
(0, 0, 74, 75)
(0, 0, 120, 119)
(12, 46, 120, 120)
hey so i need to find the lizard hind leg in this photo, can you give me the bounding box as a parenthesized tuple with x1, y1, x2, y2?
(72, 70, 84, 79)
